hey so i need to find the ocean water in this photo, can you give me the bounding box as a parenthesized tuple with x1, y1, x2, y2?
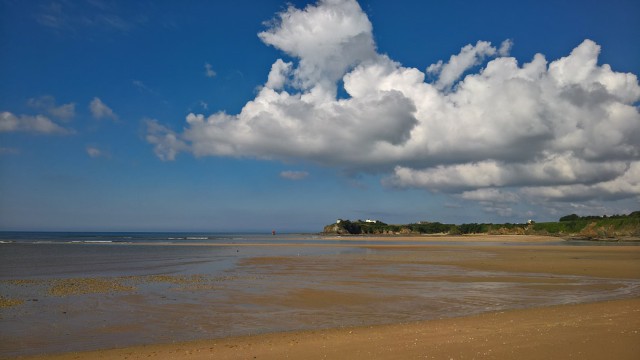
(1, 232, 639, 357)
(0, 231, 322, 245)
(0, 232, 358, 280)
(1, 231, 635, 247)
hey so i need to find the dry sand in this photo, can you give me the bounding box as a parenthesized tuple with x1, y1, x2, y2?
(8, 235, 640, 359)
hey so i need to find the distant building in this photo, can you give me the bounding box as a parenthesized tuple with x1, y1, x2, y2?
(365, 219, 378, 223)
(527, 219, 535, 225)
(336, 219, 343, 224)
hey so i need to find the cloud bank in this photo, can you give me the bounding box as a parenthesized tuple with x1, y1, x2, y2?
(147, 0, 640, 207)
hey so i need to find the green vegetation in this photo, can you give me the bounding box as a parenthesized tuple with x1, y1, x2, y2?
(532, 211, 640, 239)
(324, 220, 456, 235)
(322, 211, 640, 240)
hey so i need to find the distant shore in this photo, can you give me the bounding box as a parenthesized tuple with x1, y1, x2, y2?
(322, 233, 562, 241)
(329, 233, 640, 242)
(323, 213, 640, 240)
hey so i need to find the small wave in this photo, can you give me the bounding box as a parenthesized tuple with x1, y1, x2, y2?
(0, 240, 14, 244)
(186, 237, 209, 240)
(84, 240, 113, 243)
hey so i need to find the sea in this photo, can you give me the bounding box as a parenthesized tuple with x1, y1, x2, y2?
(4, 230, 638, 248)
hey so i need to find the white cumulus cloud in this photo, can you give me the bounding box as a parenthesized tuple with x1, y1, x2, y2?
(146, 0, 640, 206)
(258, 0, 376, 96)
(145, 118, 187, 161)
(280, 170, 310, 180)
(0, 111, 71, 134)
(90, 97, 118, 121)
(498, 39, 513, 57)
(265, 59, 293, 90)
(27, 95, 76, 121)
(86, 145, 110, 159)
(427, 40, 498, 90)
(460, 188, 520, 203)
(86, 146, 102, 158)
(204, 63, 216, 78)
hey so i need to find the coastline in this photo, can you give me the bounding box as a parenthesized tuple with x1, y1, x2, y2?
(16, 297, 640, 360)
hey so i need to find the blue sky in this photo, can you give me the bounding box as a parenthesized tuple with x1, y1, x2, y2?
(1, 0, 639, 232)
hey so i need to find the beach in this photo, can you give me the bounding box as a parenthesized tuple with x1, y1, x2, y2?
(2, 234, 640, 359)
(19, 298, 640, 360)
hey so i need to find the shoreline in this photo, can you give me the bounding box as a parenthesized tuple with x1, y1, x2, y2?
(16, 297, 640, 360)
(3, 234, 639, 247)
(323, 233, 640, 242)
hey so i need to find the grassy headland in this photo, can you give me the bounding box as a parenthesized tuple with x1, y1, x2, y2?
(323, 211, 640, 240)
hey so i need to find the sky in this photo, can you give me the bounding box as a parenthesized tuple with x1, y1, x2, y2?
(1, 0, 639, 232)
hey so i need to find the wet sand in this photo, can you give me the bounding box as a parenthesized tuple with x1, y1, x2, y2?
(4, 235, 640, 359)
(19, 297, 640, 360)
